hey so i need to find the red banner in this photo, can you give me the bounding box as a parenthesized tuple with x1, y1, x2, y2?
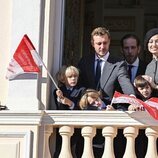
(112, 91, 158, 120)
(6, 34, 42, 80)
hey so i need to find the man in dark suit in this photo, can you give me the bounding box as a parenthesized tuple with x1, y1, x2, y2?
(119, 34, 148, 158)
(120, 33, 147, 83)
(78, 27, 136, 158)
(78, 27, 135, 103)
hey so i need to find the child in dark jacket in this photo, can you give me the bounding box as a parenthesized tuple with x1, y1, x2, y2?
(53, 65, 85, 158)
(54, 65, 85, 110)
(128, 75, 158, 111)
(128, 75, 158, 158)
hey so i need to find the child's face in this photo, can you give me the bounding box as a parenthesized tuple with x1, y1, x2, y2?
(87, 95, 102, 106)
(65, 70, 78, 87)
(137, 85, 152, 99)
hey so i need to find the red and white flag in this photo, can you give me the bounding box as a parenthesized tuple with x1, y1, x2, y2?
(6, 34, 42, 80)
(112, 91, 158, 120)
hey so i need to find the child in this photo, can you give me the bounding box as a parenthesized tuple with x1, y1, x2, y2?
(53, 65, 85, 158)
(79, 89, 107, 158)
(54, 65, 85, 110)
(128, 75, 158, 111)
(79, 89, 106, 110)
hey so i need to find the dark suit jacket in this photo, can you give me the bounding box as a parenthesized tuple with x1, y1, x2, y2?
(78, 53, 135, 102)
(54, 85, 85, 110)
(135, 59, 147, 77)
(115, 59, 147, 91)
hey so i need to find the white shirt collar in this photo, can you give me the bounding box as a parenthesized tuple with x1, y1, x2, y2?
(95, 52, 109, 62)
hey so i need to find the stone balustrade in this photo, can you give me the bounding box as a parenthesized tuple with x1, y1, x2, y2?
(0, 110, 158, 158)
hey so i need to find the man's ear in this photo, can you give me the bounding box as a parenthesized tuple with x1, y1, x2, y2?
(91, 40, 94, 47)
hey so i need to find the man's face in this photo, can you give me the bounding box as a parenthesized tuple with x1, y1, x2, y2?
(122, 38, 140, 64)
(91, 34, 110, 57)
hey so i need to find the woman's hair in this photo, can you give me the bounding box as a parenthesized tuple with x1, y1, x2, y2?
(56, 65, 79, 86)
(79, 89, 101, 109)
(56, 65, 67, 86)
(144, 28, 158, 51)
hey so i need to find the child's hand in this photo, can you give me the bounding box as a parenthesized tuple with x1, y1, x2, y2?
(56, 89, 64, 99)
(60, 97, 73, 107)
(128, 104, 145, 111)
(106, 105, 115, 111)
(142, 75, 157, 89)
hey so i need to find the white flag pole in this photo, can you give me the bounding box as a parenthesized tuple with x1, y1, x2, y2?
(35, 52, 59, 89)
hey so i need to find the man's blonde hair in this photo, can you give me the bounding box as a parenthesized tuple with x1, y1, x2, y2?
(91, 27, 110, 44)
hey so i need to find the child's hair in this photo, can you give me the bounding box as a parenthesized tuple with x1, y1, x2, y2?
(65, 66, 79, 77)
(134, 75, 152, 89)
(79, 89, 101, 109)
(55, 65, 67, 86)
(56, 65, 79, 86)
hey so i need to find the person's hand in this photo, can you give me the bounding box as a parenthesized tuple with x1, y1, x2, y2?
(128, 104, 145, 111)
(106, 105, 115, 111)
(56, 89, 64, 99)
(142, 75, 158, 89)
(60, 97, 73, 107)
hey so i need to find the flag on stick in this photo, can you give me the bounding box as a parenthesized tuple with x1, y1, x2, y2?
(112, 91, 158, 120)
(6, 34, 59, 89)
(6, 34, 42, 80)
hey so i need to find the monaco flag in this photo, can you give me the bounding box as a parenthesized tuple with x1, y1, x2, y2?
(112, 91, 158, 120)
(6, 34, 42, 80)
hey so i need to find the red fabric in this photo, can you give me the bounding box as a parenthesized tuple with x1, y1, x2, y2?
(112, 91, 158, 120)
(13, 34, 40, 72)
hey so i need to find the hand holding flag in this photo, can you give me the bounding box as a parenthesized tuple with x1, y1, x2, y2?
(111, 91, 158, 120)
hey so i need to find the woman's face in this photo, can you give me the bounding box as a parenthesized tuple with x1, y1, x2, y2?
(148, 35, 158, 58)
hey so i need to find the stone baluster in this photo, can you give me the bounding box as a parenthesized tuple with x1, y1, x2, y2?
(123, 127, 138, 158)
(43, 126, 53, 158)
(145, 127, 158, 158)
(102, 126, 117, 158)
(59, 126, 74, 158)
(81, 126, 96, 158)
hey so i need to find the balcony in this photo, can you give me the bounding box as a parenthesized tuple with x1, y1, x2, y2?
(0, 110, 157, 158)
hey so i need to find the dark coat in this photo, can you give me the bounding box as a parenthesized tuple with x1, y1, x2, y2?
(78, 53, 135, 103)
(54, 85, 85, 110)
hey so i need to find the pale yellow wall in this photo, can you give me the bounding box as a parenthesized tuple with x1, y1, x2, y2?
(0, 1, 12, 105)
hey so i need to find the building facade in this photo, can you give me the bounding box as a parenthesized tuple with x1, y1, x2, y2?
(0, 1, 158, 158)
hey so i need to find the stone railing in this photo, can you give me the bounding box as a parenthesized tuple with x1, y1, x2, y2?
(0, 110, 158, 158)
(44, 110, 158, 158)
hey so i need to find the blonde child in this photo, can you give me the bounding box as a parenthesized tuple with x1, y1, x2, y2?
(53, 65, 85, 158)
(79, 89, 106, 110)
(54, 65, 85, 110)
